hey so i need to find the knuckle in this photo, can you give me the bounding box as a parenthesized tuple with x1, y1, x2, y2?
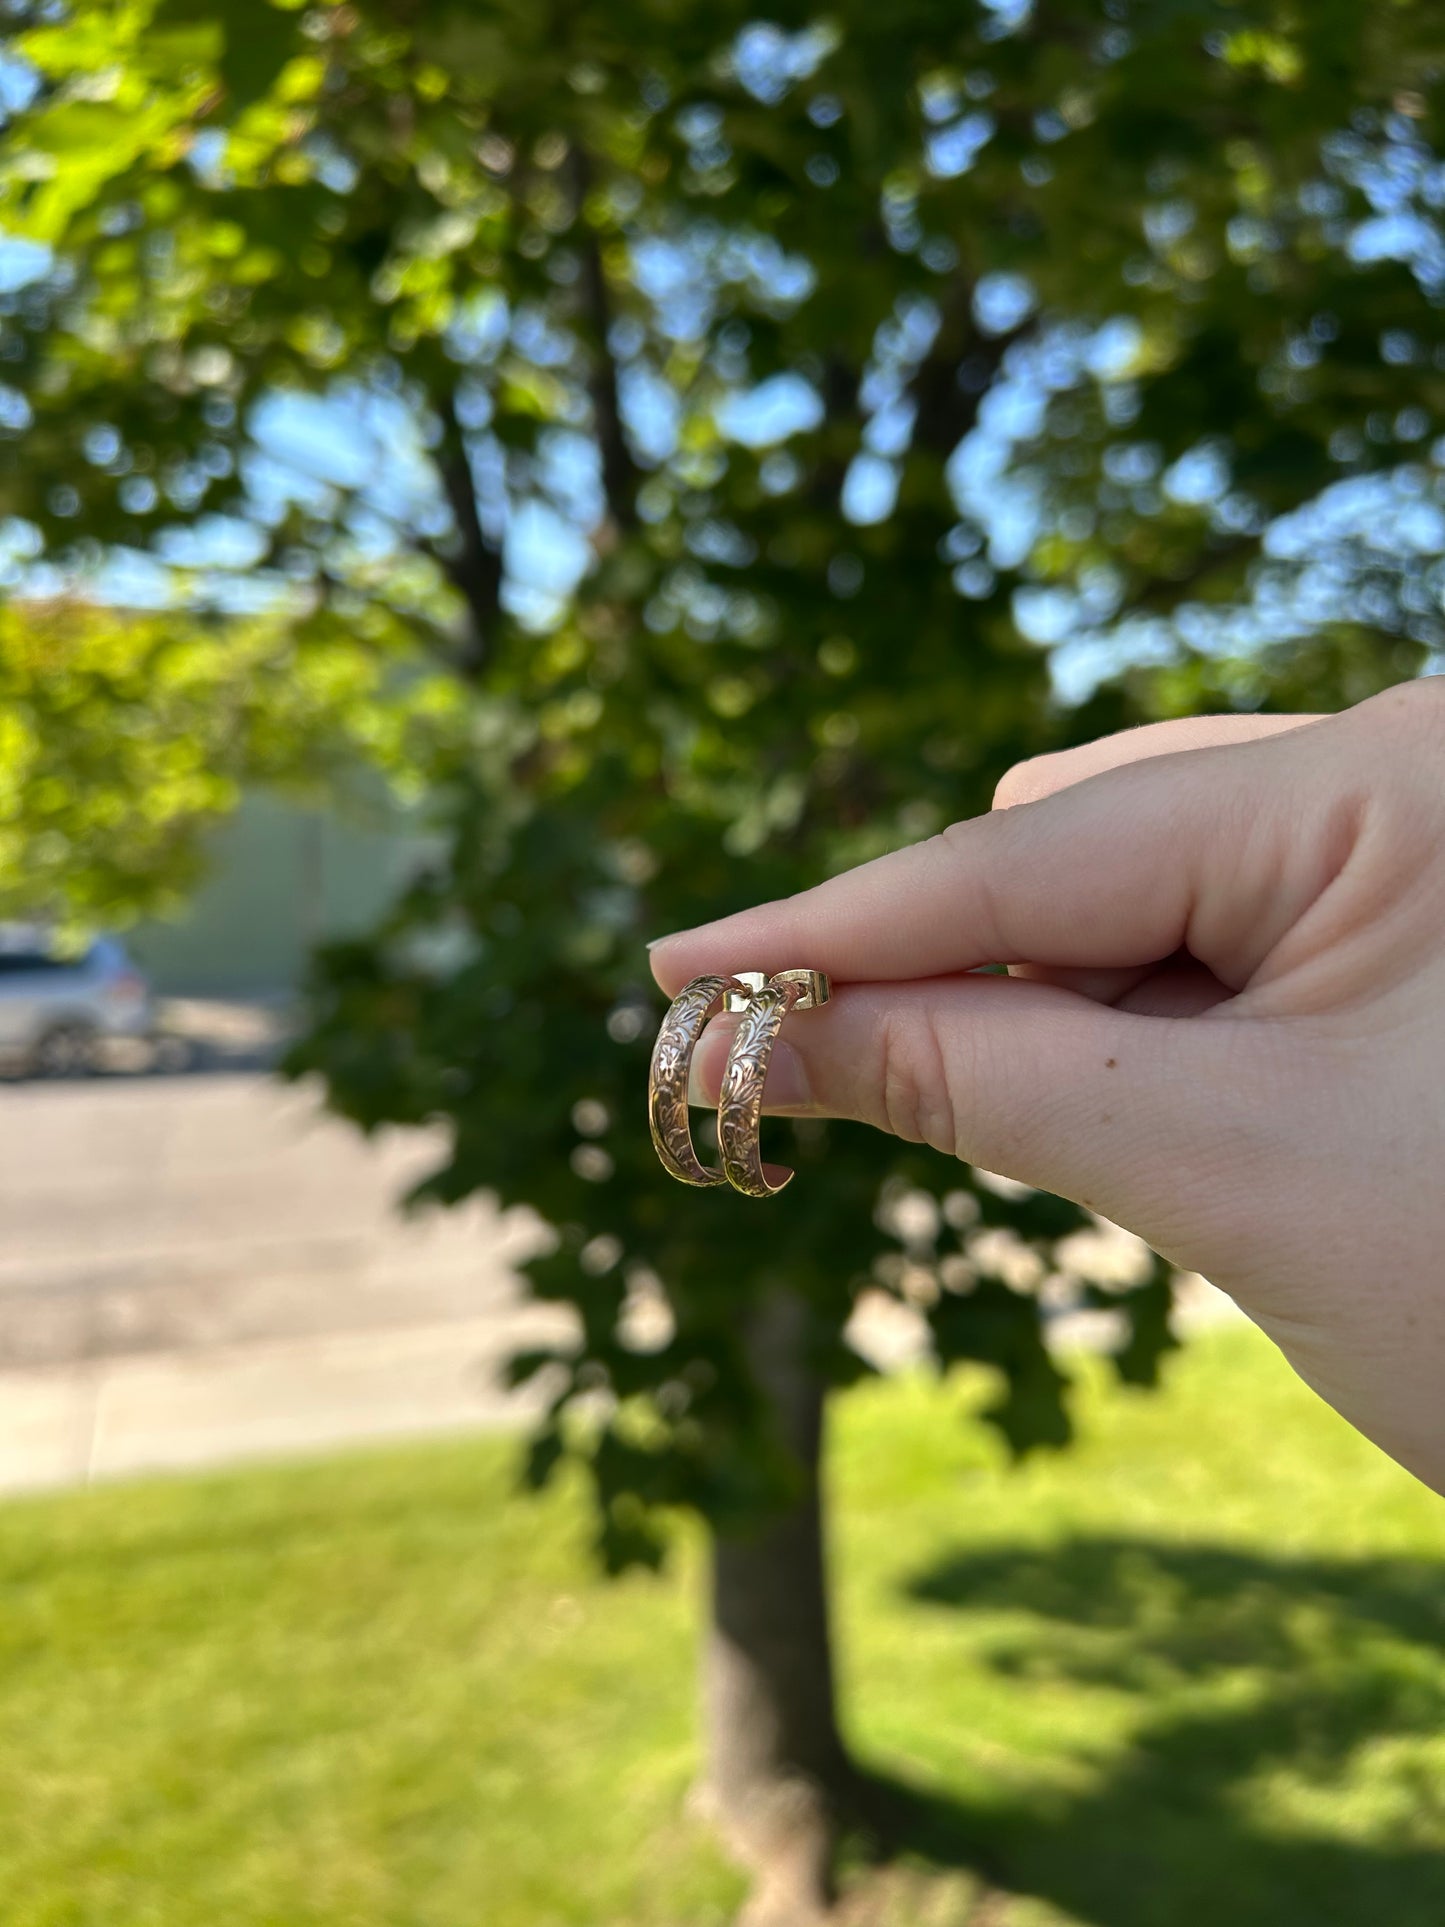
(935, 811, 1011, 958)
(1345, 678, 1445, 835)
(1355, 673, 1445, 744)
(1404, 672, 1445, 735)
(879, 1006, 960, 1158)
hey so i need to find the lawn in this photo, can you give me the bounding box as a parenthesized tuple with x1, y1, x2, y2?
(2, 1323, 1444, 1927)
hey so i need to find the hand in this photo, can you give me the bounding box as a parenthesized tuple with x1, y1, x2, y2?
(649, 680, 1445, 1494)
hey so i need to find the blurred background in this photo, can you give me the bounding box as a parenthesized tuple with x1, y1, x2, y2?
(2, 2, 1445, 1923)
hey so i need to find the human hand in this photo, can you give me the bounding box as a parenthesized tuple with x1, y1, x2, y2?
(649, 680, 1445, 1494)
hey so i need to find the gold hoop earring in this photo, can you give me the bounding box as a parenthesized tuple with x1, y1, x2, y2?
(717, 969, 830, 1198)
(648, 974, 755, 1185)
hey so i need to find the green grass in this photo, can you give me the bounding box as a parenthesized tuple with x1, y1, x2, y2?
(3, 1325, 1444, 1926)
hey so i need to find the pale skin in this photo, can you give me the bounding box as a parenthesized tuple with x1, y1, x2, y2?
(649, 677, 1445, 1496)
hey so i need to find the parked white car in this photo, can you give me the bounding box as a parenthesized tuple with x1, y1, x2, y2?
(0, 927, 155, 1075)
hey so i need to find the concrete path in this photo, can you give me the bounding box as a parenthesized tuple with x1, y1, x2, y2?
(0, 1047, 1239, 1499)
(0, 1069, 570, 1495)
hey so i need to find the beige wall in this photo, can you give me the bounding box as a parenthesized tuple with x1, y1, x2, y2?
(128, 790, 435, 995)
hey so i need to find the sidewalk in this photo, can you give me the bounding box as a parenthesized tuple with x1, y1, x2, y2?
(0, 1054, 1239, 1499)
(0, 1067, 571, 1495)
(0, 1311, 569, 1494)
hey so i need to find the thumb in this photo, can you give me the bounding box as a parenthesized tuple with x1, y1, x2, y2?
(649, 708, 1347, 993)
(687, 971, 1276, 1254)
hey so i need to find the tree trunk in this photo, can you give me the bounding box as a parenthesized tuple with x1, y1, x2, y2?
(700, 1291, 853, 1924)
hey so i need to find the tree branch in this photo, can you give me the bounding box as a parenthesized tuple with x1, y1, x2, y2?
(912, 279, 1034, 458)
(434, 386, 504, 679)
(1123, 532, 1260, 618)
(570, 146, 641, 534)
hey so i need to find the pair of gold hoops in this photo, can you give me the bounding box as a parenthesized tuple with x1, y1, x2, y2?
(647, 968, 831, 1198)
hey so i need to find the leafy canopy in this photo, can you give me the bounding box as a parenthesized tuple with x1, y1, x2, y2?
(0, 598, 460, 926)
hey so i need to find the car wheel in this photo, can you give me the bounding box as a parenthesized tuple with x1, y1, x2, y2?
(149, 1033, 194, 1075)
(31, 1022, 99, 1078)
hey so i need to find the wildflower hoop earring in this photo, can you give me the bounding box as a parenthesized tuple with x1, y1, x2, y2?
(648, 974, 756, 1186)
(717, 969, 831, 1198)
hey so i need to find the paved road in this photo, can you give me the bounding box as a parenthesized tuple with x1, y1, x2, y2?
(0, 1070, 570, 1492)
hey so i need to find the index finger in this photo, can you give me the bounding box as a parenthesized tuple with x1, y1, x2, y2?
(648, 710, 1338, 997)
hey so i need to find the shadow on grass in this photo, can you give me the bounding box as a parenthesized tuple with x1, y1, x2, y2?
(860, 1536, 1445, 1926)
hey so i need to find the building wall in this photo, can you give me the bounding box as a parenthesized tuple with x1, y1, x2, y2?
(128, 790, 435, 995)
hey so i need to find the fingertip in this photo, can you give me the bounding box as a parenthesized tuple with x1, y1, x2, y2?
(645, 912, 772, 996)
(646, 931, 694, 995)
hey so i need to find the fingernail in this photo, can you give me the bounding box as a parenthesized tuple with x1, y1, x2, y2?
(758, 1037, 812, 1110)
(645, 935, 675, 951)
(689, 1035, 813, 1111)
(686, 1019, 737, 1106)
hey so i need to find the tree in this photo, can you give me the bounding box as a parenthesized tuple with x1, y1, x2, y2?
(0, 598, 458, 927)
(3, 1, 1441, 1913)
